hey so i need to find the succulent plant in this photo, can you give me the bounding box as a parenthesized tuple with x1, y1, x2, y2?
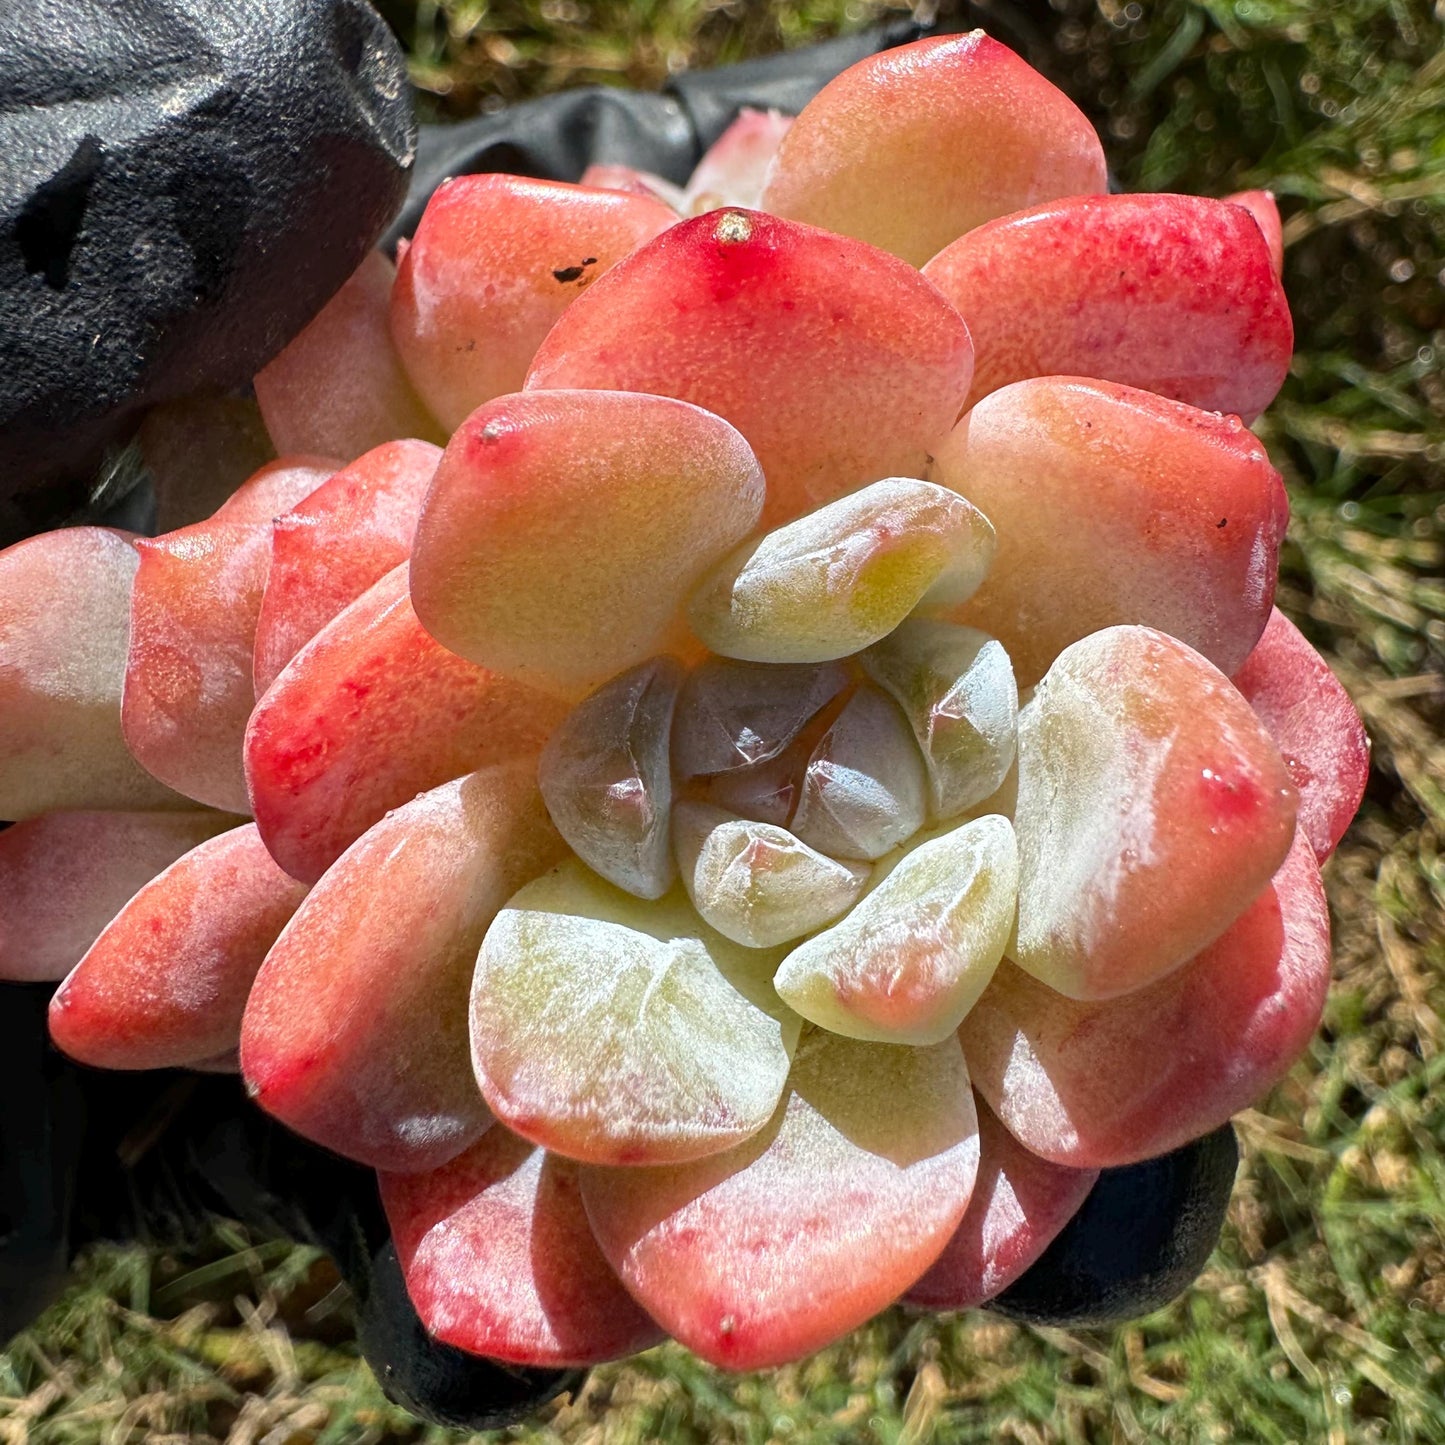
(0, 31, 1369, 1376)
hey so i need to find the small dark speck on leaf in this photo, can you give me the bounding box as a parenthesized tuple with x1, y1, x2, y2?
(553, 257, 599, 283)
(1217, 517, 1228, 528)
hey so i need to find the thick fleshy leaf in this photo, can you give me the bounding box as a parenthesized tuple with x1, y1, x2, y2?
(49, 824, 308, 1070)
(1228, 189, 1284, 274)
(673, 801, 870, 948)
(410, 390, 764, 691)
(931, 378, 1289, 686)
(391, 175, 676, 430)
(253, 251, 443, 459)
(246, 565, 567, 884)
(122, 520, 277, 813)
(1231, 608, 1370, 862)
(760, 32, 1106, 267)
(791, 685, 927, 861)
(135, 450, 339, 801)
(922, 193, 1293, 421)
(905, 1100, 1098, 1311)
(578, 163, 685, 211)
(962, 831, 1330, 1169)
(211, 456, 339, 525)
(686, 108, 793, 211)
(525, 209, 974, 528)
(254, 439, 441, 693)
(672, 658, 849, 779)
(0, 810, 231, 982)
(775, 814, 1017, 1044)
(581, 1030, 979, 1370)
(687, 478, 995, 663)
(137, 394, 280, 533)
(538, 658, 684, 900)
(0, 528, 182, 819)
(380, 1128, 664, 1367)
(241, 764, 566, 1173)
(471, 858, 799, 1166)
(859, 619, 1017, 820)
(1013, 626, 1298, 1001)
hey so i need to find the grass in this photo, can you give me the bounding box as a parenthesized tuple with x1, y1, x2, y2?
(3, 0, 1444, 1440)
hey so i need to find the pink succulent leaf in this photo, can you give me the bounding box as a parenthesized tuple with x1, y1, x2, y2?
(241, 763, 566, 1173)
(685, 108, 793, 212)
(579, 162, 687, 211)
(525, 208, 974, 529)
(245, 563, 568, 885)
(930, 377, 1289, 687)
(253, 438, 441, 693)
(391, 175, 676, 431)
(254, 250, 444, 460)
(760, 32, 1107, 266)
(0, 809, 233, 982)
(905, 1097, 1098, 1311)
(923, 193, 1294, 422)
(1232, 607, 1370, 862)
(380, 1127, 665, 1367)
(580, 1029, 980, 1370)
(1227, 189, 1285, 274)
(0, 527, 185, 819)
(962, 830, 1331, 1169)
(49, 823, 309, 1071)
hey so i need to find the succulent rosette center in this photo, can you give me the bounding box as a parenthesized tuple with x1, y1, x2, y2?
(0, 30, 1371, 1381)
(477, 473, 1022, 1170)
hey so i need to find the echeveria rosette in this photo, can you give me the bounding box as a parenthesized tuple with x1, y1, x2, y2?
(0, 31, 1372, 1377)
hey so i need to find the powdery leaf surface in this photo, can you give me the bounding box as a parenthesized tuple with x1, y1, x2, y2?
(673, 801, 870, 948)
(211, 456, 338, 525)
(906, 1098, 1098, 1310)
(526, 209, 973, 529)
(931, 378, 1288, 686)
(672, 658, 848, 780)
(791, 684, 928, 861)
(923, 193, 1293, 421)
(241, 764, 566, 1173)
(472, 859, 800, 1166)
(0, 810, 232, 982)
(391, 175, 676, 430)
(775, 813, 1018, 1044)
(760, 32, 1106, 267)
(49, 824, 308, 1070)
(381, 1128, 663, 1366)
(581, 1030, 980, 1370)
(1012, 626, 1298, 1001)
(1231, 607, 1370, 862)
(962, 831, 1330, 1169)
(245, 564, 567, 884)
(538, 657, 683, 900)
(687, 479, 995, 664)
(860, 619, 1017, 820)
(410, 390, 764, 691)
